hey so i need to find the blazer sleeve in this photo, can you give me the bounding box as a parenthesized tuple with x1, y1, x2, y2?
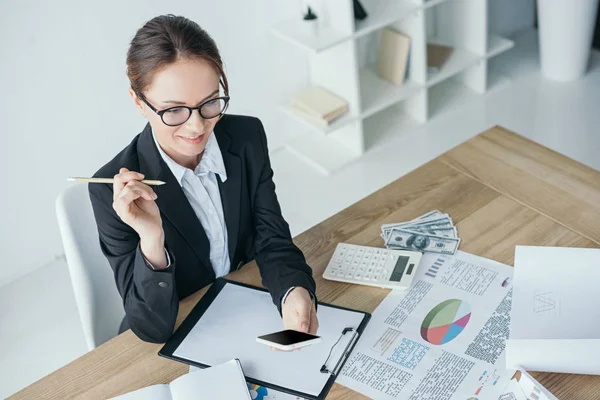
(88, 183, 179, 343)
(252, 120, 317, 313)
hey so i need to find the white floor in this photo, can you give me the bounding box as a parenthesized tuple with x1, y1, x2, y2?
(3, 29, 600, 398)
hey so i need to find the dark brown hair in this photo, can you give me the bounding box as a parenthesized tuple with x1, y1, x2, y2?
(126, 14, 229, 96)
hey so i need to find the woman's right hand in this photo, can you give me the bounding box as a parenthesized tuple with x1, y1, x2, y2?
(112, 167, 163, 240)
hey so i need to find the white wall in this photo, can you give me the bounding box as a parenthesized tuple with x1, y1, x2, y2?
(0, 0, 306, 286)
(489, 0, 536, 37)
(0, 0, 534, 287)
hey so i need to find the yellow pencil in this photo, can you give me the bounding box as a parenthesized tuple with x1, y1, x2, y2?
(68, 177, 166, 186)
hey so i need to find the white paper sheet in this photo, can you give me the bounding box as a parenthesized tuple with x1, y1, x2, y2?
(189, 365, 304, 399)
(337, 251, 517, 400)
(498, 370, 559, 400)
(507, 246, 600, 374)
(170, 359, 251, 400)
(173, 283, 366, 397)
(112, 359, 250, 400)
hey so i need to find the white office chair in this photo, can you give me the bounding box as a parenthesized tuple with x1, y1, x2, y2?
(56, 184, 125, 350)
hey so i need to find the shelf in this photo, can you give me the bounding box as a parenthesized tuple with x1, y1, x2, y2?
(280, 105, 359, 135)
(428, 78, 479, 119)
(353, 0, 419, 38)
(285, 131, 362, 175)
(359, 65, 423, 118)
(271, 20, 349, 53)
(363, 103, 421, 150)
(487, 35, 514, 59)
(271, 0, 453, 53)
(426, 38, 480, 87)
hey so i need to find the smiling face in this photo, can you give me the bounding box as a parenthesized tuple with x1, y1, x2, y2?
(131, 57, 222, 170)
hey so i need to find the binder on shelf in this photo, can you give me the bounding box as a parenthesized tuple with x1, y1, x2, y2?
(159, 279, 370, 400)
(377, 27, 411, 85)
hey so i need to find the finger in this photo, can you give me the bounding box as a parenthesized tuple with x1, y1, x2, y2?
(296, 304, 311, 333)
(115, 186, 144, 210)
(124, 180, 157, 201)
(113, 168, 145, 200)
(309, 306, 319, 335)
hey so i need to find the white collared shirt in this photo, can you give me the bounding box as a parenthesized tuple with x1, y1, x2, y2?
(152, 131, 230, 278)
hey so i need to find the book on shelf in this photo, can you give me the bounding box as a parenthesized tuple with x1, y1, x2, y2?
(291, 85, 349, 127)
(427, 43, 453, 73)
(377, 27, 411, 86)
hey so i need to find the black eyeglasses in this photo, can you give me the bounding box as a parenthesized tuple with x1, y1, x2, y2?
(137, 92, 230, 126)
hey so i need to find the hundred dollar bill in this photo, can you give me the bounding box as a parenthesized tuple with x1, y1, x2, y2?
(404, 226, 457, 238)
(382, 226, 457, 241)
(385, 227, 460, 255)
(381, 213, 449, 230)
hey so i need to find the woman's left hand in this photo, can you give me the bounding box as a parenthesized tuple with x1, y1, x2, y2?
(282, 287, 319, 335)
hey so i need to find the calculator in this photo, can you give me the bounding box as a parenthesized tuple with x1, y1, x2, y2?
(323, 243, 422, 290)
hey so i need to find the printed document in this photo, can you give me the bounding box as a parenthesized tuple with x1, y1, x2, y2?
(337, 251, 516, 399)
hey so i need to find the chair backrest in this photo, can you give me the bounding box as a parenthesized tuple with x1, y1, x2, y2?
(56, 184, 125, 350)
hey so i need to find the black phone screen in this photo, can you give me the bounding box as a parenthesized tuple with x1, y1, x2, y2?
(258, 329, 320, 345)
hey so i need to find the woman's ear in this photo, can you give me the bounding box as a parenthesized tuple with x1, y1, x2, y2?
(129, 88, 145, 117)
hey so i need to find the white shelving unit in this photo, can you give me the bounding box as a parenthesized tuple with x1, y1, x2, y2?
(272, 0, 514, 174)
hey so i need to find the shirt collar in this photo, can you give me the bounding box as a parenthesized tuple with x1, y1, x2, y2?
(151, 129, 228, 186)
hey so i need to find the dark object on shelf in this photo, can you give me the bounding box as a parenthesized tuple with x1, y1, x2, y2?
(353, 0, 368, 20)
(427, 43, 453, 73)
(303, 6, 317, 21)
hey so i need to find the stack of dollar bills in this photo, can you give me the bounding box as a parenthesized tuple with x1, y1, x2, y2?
(381, 210, 461, 255)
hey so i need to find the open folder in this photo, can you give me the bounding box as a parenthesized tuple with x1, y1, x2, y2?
(159, 279, 370, 400)
(506, 246, 600, 375)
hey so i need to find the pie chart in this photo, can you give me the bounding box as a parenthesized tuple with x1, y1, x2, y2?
(421, 299, 471, 345)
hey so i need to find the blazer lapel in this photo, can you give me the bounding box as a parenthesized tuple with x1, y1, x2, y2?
(214, 122, 241, 268)
(137, 124, 214, 278)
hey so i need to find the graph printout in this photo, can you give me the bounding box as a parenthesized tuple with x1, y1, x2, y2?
(338, 251, 518, 400)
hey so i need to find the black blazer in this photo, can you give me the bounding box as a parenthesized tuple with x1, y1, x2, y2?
(89, 114, 316, 343)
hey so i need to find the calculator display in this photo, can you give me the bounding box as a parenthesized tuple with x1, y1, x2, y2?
(389, 256, 410, 282)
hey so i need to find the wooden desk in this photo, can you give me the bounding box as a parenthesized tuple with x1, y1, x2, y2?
(12, 126, 600, 399)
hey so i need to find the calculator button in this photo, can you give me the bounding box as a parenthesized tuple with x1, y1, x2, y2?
(354, 272, 362, 279)
(382, 251, 389, 256)
(367, 267, 374, 273)
(360, 261, 368, 266)
(372, 274, 380, 281)
(366, 249, 374, 254)
(364, 272, 373, 280)
(345, 272, 354, 278)
(352, 260, 359, 265)
(375, 249, 381, 255)
(336, 270, 345, 277)
(357, 267, 365, 273)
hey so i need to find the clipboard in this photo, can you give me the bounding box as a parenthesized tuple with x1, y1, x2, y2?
(159, 279, 370, 400)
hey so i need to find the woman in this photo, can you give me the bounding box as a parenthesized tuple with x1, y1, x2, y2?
(89, 15, 318, 343)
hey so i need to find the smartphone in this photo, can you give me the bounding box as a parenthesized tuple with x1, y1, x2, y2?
(256, 329, 322, 351)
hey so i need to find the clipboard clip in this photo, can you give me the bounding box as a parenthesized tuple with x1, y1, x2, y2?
(320, 327, 359, 376)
